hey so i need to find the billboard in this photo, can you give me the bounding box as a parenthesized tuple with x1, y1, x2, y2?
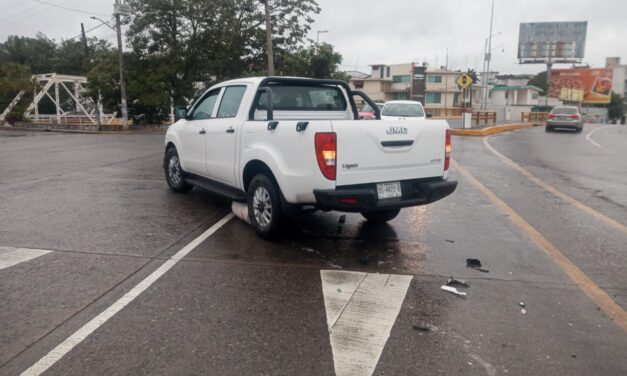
(518, 22, 587, 64)
(550, 68, 613, 104)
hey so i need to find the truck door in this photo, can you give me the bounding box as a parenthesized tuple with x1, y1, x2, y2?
(204, 85, 249, 186)
(178, 88, 221, 175)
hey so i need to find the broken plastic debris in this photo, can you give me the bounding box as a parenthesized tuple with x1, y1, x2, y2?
(328, 263, 342, 269)
(466, 258, 490, 273)
(521, 308, 527, 315)
(412, 324, 430, 332)
(519, 302, 525, 308)
(447, 277, 470, 288)
(303, 248, 315, 253)
(446, 239, 455, 243)
(338, 214, 346, 224)
(441, 285, 467, 297)
(337, 288, 343, 293)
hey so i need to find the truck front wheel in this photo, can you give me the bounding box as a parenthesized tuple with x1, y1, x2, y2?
(247, 174, 284, 239)
(361, 208, 401, 223)
(164, 147, 193, 193)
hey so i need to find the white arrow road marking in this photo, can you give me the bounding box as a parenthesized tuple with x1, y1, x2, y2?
(321, 270, 413, 376)
(0, 247, 51, 270)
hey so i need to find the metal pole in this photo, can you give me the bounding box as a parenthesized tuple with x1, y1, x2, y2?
(54, 82, 60, 123)
(115, 0, 129, 130)
(263, 0, 274, 76)
(484, 0, 495, 110)
(546, 62, 552, 106)
(481, 38, 487, 110)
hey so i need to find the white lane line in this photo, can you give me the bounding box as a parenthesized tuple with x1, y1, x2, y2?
(321, 270, 412, 376)
(585, 125, 614, 149)
(21, 213, 234, 376)
(0, 247, 51, 270)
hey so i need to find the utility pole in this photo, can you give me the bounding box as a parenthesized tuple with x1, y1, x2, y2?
(262, 0, 274, 76)
(316, 30, 329, 44)
(484, 0, 495, 110)
(114, 0, 129, 130)
(80, 23, 89, 57)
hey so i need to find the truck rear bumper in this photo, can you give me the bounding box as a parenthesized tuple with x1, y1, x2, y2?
(313, 178, 457, 212)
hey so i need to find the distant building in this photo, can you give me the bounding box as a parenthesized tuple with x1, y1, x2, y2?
(424, 69, 461, 108)
(606, 57, 627, 107)
(345, 70, 370, 79)
(348, 63, 459, 107)
(489, 85, 542, 106)
(495, 74, 535, 87)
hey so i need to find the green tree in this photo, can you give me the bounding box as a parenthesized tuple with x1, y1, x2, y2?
(0, 34, 57, 74)
(125, 0, 320, 105)
(528, 71, 547, 96)
(0, 63, 34, 122)
(608, 91, 625, 121)
(277, 42, 346, 79)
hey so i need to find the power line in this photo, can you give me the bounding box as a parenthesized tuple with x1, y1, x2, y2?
(63, 21, 113, 44)
(32, 0, 109, 17)
(0, 1, 52, 23)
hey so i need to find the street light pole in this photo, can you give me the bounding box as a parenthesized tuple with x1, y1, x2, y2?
(114, 0, 129, 130)
(484, 0, 495, 110)
(316, 30, 329, 44)
(262, 0, 274, 76)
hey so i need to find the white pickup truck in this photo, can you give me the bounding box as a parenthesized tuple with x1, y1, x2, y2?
(164, 77, 457, 238)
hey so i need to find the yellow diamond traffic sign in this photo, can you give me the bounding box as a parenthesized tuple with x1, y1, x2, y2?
(456, 73, 474, 89)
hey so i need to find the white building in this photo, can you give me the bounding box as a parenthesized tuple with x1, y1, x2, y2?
(489, 85, 542, 106)
(606, 57, 627, 107)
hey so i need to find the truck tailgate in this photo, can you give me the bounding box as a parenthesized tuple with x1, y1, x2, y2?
(331, 119, 448, 186)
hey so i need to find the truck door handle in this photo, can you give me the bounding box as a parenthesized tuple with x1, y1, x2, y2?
(226, 127, 235, 133)
(199, 129, 206, 135)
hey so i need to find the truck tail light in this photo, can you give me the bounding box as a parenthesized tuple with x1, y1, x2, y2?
(315, 132, 336, 180)
(547, 114, 556, 119)
(570, 114, 580, 120)
(444, 129, 451, 171)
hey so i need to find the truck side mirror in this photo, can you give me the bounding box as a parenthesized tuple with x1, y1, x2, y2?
(175, 106, 188, 121)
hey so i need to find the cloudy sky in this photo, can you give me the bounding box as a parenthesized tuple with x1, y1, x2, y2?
(1, 0, 625, 76)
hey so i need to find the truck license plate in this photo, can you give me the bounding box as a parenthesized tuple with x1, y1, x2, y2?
(377, 181, 402, 199)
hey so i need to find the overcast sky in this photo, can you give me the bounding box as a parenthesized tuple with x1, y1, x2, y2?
(1, 0, 625, 76)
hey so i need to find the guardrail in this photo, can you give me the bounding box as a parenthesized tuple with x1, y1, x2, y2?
(521, 112, 549, 122)
(472, 111, 497, 125)
(27, 115, 133, 126)
(425, 107, 463, 117)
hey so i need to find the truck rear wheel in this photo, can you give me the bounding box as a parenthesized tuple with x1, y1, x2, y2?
(247, 174, 284, 239)
(361, 208, 401, 223)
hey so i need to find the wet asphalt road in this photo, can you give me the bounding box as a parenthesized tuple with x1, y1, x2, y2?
(1, 125, 626, 375)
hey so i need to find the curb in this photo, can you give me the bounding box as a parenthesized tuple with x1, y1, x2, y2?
(0, 125, 148, 135)
(450, 122, 543, 137)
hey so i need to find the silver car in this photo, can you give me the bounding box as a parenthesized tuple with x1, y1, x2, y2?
(546, 106, 584, 133)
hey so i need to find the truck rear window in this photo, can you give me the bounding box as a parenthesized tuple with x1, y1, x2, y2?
(256, 85, 347, 111)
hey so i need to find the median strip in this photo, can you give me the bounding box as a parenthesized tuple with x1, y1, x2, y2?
(450, 122, 542, 137)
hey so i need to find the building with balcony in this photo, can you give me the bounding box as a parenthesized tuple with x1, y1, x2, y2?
(348, 63, 460, 108)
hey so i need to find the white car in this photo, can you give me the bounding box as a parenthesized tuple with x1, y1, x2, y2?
(381, 100, 429, 120)
(164, 77, 456, 238)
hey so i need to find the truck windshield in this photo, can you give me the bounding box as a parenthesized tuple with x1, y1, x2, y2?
(382, 103, 424, 117)
(256, 85, 347, 111)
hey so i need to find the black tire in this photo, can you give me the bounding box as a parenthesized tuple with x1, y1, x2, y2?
(164, 147, 193, 193)
(361, 208, 401, 223)
(247, 174, 284, 239)
(575, 127, 583, 133)
(545, 126, 552, 132)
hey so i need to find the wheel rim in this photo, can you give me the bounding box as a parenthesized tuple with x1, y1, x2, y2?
(168, 155, 182, 185)
(253, 186, 272, 228)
